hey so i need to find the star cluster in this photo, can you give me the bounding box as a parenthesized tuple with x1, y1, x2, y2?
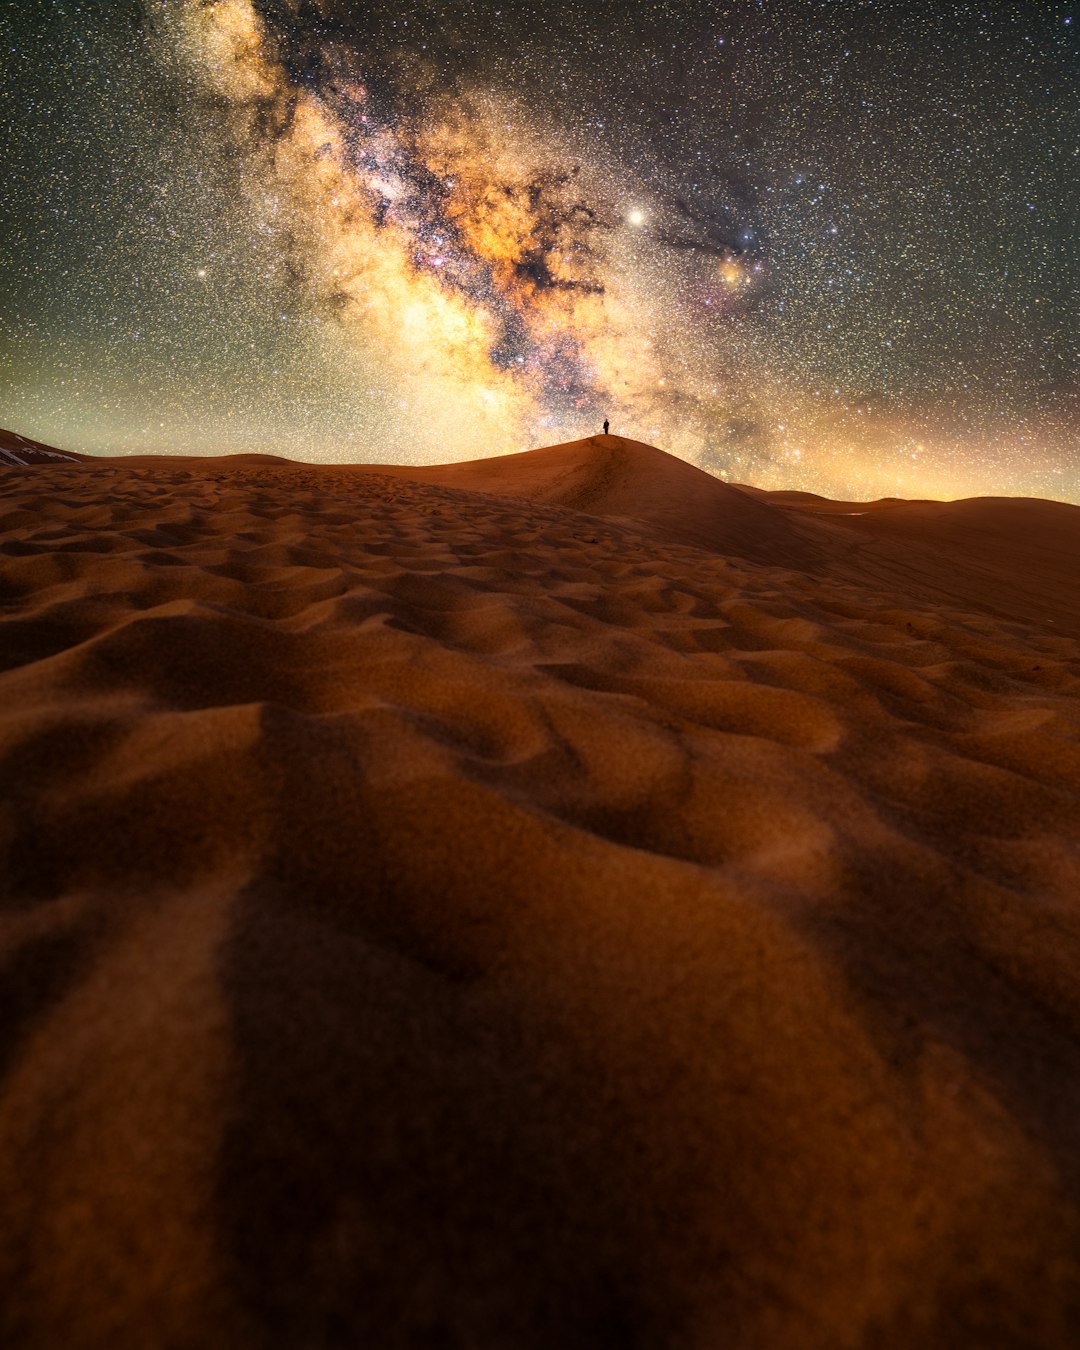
(0, 0, 1076, 501)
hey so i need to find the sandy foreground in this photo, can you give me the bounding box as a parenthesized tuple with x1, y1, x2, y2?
(1, 433, 1079, 1347)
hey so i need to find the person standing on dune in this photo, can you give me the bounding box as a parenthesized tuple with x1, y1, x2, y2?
(603, 419, 609, 435)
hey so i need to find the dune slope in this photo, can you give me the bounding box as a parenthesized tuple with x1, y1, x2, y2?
(383, 436, 1080, 634)
(1, 445, 1080, 1348)
(748, 482, 1080, 637)
(373, 433, 831, 568)
(0, 426, 82, 466)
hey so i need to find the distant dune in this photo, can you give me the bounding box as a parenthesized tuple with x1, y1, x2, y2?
(740, 479, 1080, 637)
(1, 433, 1079, 1347)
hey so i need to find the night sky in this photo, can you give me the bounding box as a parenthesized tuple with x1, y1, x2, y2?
(1, 0, 1076, 501)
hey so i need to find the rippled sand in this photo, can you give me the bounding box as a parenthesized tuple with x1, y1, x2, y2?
(1, 436, 1079, 1347)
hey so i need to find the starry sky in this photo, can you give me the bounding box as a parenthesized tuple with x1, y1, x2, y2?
(1, 0, 1076, 501)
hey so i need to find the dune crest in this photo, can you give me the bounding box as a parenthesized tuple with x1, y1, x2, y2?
(1, 440, 1079, 1346)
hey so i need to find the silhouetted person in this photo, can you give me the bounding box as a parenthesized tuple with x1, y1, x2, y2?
(603, 419, 609, 435)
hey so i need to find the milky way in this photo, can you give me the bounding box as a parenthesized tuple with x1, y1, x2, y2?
(159, 0, 709, 461)
(1, 0, 1076, 500)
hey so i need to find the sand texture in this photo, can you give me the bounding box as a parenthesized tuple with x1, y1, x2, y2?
(2, 435, 1080, 1347)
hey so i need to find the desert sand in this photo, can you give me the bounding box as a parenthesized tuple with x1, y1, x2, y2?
(1, 432, 1079, 1347)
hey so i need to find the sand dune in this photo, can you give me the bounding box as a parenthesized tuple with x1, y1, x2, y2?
(373, 433, 830, 568)
(0, 427, 82, 466)
(382, 437, 1080, 633)
(1, 436, 1079, 1347)
(748, 484, 1080, 638)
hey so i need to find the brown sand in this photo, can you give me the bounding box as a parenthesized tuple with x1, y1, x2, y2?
(1, 434, 1079, 1347)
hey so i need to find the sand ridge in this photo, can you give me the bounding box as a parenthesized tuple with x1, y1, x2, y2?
(1, 442, 1079, 1346)
(0, 428, 82, 467)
